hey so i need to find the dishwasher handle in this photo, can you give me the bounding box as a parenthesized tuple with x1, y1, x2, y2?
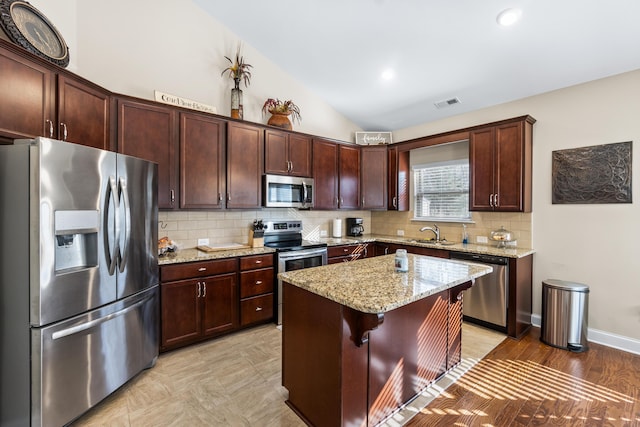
(450, 251, 508, 265)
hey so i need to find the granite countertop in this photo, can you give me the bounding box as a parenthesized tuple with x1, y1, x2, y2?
(318, 234, 535, 258)
(279, 254, 492, 314)
(158, 246, 275, 265)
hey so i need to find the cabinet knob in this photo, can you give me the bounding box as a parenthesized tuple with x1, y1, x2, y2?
(198, 267, 207, 272)
(255, 280, 263, 285)
(255, 260, 262, 264)
(255, 306, 263, 312)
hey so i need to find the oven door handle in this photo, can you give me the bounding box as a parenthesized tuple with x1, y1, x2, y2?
(277, 248, 328, 260)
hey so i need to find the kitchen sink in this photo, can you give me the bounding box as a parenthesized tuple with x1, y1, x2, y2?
(406, 239, 457, 246)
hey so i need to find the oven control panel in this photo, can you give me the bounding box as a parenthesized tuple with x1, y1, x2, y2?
(264, 220, 302, 233)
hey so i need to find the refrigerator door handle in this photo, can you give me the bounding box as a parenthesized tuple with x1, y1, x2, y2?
(51, 297, 149, 340)
(118, 177, 131, 273)
(104, 176, 119, 275)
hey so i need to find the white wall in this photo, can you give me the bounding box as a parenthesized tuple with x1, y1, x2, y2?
(29, 0, 360, 142)
(394, 69, 640, 346)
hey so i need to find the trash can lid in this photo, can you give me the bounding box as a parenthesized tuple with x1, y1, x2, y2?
(543, 279, 589, 292)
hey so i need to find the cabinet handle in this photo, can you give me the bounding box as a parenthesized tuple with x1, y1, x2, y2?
(340, 197, 344, 206)
(384, 246, 389, 255)
(255, 260, 262, 264)
(489, 194, 494, 207)
(343, 248, 349, 253)
(392, 196, 397, 209)
(197, 282, 201, 298)
(494, 193, 499, 207)
(45, 119, 54, 137)
(170, 190, 175, 204)
(362, 197, 365, 206)
(218, 193, 223, 204)
(202, 282, 206, 297)
(255, 280, 262, 285)
(227, 193, 231, 202)
(198, 267, 207, 272)
(364, 246, 368, 257)
(60, 122, 68, 141)
(255, 306, 263, 312)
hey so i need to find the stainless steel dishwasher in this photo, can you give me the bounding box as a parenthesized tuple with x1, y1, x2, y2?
(450, 251, 509, 331)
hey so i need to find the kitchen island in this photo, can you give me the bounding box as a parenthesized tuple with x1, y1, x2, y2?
(279, 254, 492, 427)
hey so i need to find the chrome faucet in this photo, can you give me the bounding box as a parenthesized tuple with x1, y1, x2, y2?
(419, 224, 440, 241)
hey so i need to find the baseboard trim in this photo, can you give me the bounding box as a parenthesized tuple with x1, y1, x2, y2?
(531, 314, 640, 356)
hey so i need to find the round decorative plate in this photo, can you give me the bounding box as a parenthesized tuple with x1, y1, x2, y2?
(0, 0, 69, 67)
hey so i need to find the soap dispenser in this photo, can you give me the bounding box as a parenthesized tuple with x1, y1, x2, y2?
(461, 224, 469, 245)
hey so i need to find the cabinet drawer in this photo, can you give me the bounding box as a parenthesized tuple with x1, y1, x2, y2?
(241, 294, 274, 326)
(239, 254, 274, 270)
(328, 244, 367, 259)
(161, 258, 237, 282)
(240, 268, 274, 298)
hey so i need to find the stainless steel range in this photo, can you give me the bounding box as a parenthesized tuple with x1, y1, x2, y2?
(263, 220, 327, 324)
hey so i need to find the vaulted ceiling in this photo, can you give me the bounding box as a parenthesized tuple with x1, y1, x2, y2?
(194, 0, 640, 131)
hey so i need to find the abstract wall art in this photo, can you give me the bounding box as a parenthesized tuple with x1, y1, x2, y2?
(552, 141, 632, 204)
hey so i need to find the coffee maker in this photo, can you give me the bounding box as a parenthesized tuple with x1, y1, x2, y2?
(346, 217, 364, 237)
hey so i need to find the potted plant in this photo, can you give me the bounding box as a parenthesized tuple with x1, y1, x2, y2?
(221, 44, 252, 119)
(262, 98, 301, 130)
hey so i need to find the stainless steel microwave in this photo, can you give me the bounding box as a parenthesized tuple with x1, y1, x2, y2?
(263, 174, 314, 208)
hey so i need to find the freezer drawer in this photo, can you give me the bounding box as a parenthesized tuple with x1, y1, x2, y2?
(31, 286, 159, 427)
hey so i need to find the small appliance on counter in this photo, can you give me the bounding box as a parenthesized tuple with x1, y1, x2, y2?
(346, 217, 364, 237)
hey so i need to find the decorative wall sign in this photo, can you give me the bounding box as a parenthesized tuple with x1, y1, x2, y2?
(154, 90, 216, 114)
(355, 132, 392, 145)
(552, 141, 632, 204)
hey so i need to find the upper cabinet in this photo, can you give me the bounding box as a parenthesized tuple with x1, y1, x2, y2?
(0, 41, 112, 150)
(264, 129, 312, 177)
(226, 121, 264, 209)
(179, 112, 226, 209)
(338, 144, 361, 209)
(312, 138, 339, 209)
(360, 145, 387, 210)
(116, 97, 177, 209)
(469, 116, 535, 212)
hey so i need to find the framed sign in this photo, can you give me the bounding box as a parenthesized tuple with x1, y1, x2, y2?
(355, 132, 392, 145)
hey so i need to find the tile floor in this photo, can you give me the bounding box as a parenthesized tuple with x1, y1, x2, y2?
(72, 322, 505, 426)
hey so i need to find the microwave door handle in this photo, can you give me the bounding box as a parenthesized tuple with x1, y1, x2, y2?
(118, 177, 131, 273)
(302, 182, 308, 205)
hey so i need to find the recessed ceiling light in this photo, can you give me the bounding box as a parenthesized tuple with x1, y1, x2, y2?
(496, 8, 522, 26)
(381, 69, 394, 81)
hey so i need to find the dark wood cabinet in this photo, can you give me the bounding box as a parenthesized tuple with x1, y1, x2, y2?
(265, 129, 312, 177)
(312, 138, 339, 209)
(0, 41, 111, 149)
(469, 116, 534, 212)
(327, 243, 369, 264)
(338, 144, 360, 209)
(117, 98, 177, 209)
(361, 146, 387, 210)
(239, 254, 274, 326)
(374, 242, 449, 259)
(160, 258, 238, 352)
(179, 112, 226, 209)
(57, 74, 112, 150)
(0, 44, 53, 141)
(227, 122, 264, 209)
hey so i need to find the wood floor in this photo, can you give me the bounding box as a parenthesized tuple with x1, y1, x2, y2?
(407, 327, 640, 427)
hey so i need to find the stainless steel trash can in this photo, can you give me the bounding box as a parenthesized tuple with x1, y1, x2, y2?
(541, 279, 589, 352)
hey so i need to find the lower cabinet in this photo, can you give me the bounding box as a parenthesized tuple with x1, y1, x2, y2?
(328, 243, 370, 263)
(160, 258, 238, 352)
(239, 254, 275, 326)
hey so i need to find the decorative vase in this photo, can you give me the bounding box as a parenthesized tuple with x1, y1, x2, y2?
(267, 111, 293, 130)
(230, 78, 243, 119)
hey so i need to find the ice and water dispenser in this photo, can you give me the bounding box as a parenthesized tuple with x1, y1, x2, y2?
(54, 210, 99, 272)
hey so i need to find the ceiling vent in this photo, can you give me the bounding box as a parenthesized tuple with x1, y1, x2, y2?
(434, 97, 461, 109)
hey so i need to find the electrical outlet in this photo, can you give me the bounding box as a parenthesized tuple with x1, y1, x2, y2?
(197, 238, 210, 246)
(320, 230, 328, 237)
(397, 229, 405, 236)
(476, 236, 488, 244)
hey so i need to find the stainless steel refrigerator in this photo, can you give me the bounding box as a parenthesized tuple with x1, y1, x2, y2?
(0, 137, 159, 427)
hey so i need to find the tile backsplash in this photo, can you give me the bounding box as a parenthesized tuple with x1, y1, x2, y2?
(158, 209, 373, 249)
(159, 209, 531, 250)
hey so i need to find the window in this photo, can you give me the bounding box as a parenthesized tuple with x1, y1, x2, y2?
(413, 159, 471, 221)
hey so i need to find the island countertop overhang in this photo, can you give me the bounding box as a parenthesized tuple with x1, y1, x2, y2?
(278, 254, 492, 314)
